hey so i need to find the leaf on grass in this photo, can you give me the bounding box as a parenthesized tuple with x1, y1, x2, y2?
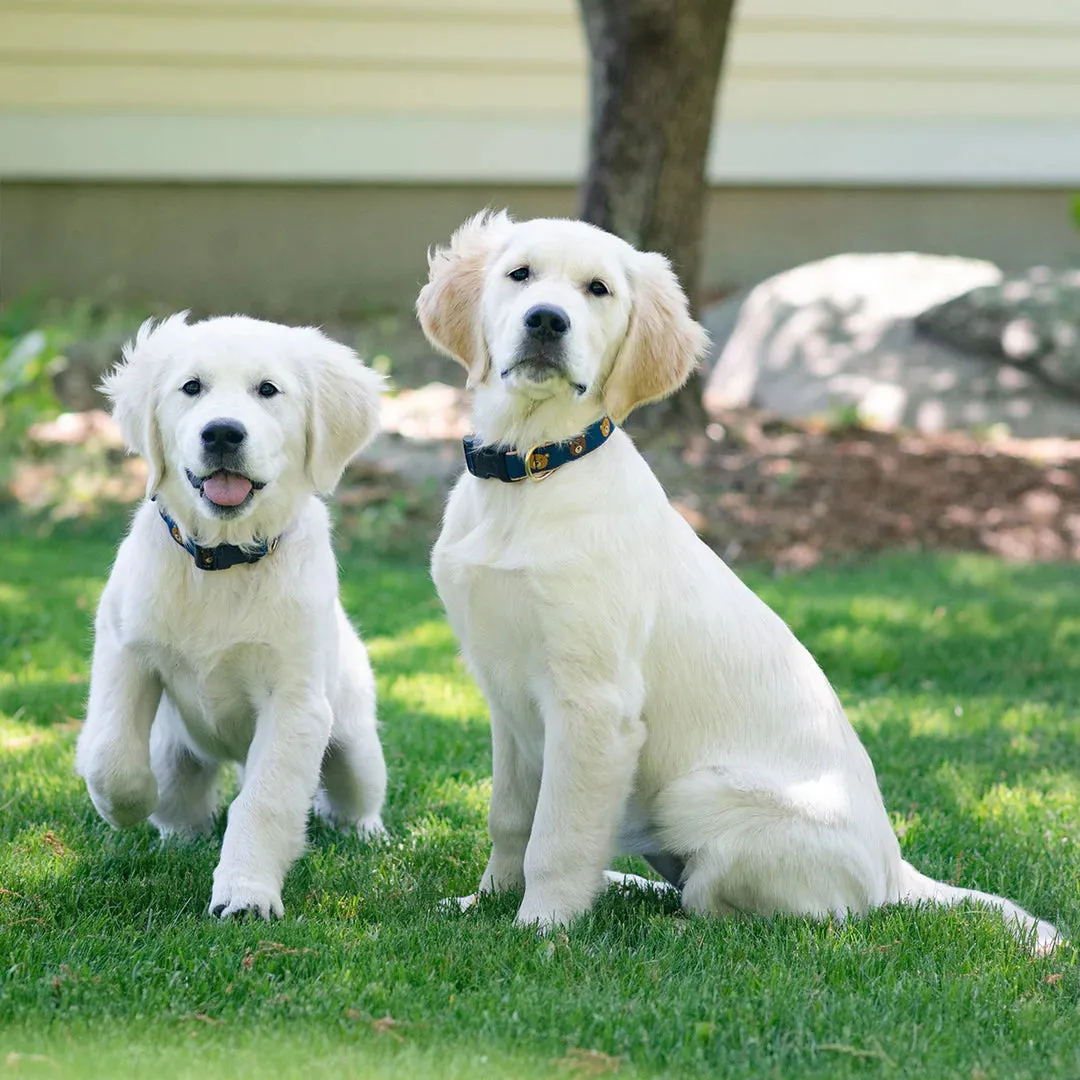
(4, 1051, 57, 1067)
(818, 1042, 894, 1066)
(370, 1016, 406, 1042)
(552, 1048, 621, 1077)
(240, 940, 318, 970)
(182, 1013, 224, 1026)
(41, 832, 72, 859)
(1045, 972, 1064, 986)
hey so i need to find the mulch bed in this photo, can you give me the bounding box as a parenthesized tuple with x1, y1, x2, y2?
(14, 405, 1080, 573)
(650, 412, 1080, 570)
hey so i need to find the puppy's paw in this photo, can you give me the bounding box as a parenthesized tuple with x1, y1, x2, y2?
(440, 893, 481, 914)
(208, 874, 284, 921)
(357, 815, 387, 842)
(513, 895, 578, 932)
(602, 870, 677, 897)
(1031, 919, 1066, 957)
(312, 792, 386, 842)
(153, 816, 215, 842)
(84, 767, 158, 829)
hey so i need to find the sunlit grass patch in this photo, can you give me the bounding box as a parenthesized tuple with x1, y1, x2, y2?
(2, 515, 1079, 1079)
(380, 670, 486, 727)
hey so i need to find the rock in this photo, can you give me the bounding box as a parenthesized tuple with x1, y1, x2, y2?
(703, 253, 1080, 438)
(28, 409, 123, 449)
(916, 267, 1080, 397)
(699, 288, 751, 371)
(380, 382, 469, 441)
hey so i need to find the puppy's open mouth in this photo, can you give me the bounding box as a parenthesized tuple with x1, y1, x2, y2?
(186, 468, 265, 509)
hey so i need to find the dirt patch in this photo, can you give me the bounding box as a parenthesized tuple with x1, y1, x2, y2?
(9, 401, 1080, 573)
(645, 411, 1080, 571)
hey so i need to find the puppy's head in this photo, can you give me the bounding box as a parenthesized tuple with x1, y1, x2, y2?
(103, 314, 382, 539)
(417, 211, 708, 426)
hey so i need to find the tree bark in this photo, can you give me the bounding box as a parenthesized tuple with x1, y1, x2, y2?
(578, 0, 735, 430)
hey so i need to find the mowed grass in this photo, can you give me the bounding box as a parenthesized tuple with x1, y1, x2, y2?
(2, 508, 1080, 1079)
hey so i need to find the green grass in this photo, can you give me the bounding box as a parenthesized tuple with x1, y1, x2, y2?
(2, 509, 1080, 1079)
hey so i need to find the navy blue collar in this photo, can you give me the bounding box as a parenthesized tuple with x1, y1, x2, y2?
(156, 504, 279, 571)
(463, 416, 615, 483)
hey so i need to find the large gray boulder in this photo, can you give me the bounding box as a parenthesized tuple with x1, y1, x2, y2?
(703, 254, 1080, 437)
(916, 267, 1080, 399)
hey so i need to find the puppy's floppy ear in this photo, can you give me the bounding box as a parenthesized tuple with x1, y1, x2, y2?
(303, 330, 385, 495)
(100, 313, 186, 498)
(416, 209, 513, 389)
(602, 251, 710, 423)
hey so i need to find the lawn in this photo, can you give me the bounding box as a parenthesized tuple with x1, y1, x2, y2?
(2, 507, 1079, 1079)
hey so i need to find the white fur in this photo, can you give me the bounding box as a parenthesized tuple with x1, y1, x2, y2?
(76, 313, 388, 920)
(419, 213, 1061, 953)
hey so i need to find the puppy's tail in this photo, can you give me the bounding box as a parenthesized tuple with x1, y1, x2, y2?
(898, 860, 1062, 955)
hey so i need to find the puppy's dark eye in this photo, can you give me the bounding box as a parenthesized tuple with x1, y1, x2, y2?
(181, 378, 202, 396)
(257, 381, 280, 399)
(587, 280, 610, 297)
(508, 266, 531, 283)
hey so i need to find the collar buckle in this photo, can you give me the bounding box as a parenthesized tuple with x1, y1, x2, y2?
(523, 446, 555, 482)
(157, 505, 280, 571)
(462, 416, 616, 485)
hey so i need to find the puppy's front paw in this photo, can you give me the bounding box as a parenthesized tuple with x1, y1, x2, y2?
(208, 873, 284, 921)
(84, 767, 158, 829)
(440, 893, 481, 914)
(514, 894, 580, 931)
(357, 815, 387, 842)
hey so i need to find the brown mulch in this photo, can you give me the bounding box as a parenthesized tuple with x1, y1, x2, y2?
(11, 405, 1080, 573)
(652, 411, 1080, 570)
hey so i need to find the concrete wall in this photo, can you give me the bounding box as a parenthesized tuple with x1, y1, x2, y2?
(3, 182, 1076, 318)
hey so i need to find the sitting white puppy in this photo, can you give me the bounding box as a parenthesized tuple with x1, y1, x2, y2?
(417, 211, 1060, 953)
(76, 313, 387, 920)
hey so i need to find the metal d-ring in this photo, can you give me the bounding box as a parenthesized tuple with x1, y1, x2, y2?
(523, 446, 555, 482)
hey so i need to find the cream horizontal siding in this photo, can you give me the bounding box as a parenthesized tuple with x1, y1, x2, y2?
(1, 0, 1078, 181)
(3, 66, 1079, 121)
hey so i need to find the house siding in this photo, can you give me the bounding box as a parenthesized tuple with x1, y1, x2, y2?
(2, 0, 1078, 182)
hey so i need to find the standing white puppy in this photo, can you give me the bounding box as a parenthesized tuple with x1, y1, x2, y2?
(417, 211, 1060, 952)
(76, 313, 387, 920)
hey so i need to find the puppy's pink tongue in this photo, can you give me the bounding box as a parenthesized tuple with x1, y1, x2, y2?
(201, 472, 253, 506)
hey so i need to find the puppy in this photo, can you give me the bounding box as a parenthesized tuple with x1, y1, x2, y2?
(417, 211, 1060, 952)
(76, 313, 387, 920)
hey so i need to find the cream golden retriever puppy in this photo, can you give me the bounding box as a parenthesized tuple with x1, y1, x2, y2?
(417, 211, 1059, 952)
(75, 313, 387, 920)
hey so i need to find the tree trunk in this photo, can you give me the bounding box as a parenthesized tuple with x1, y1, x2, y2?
(578, 0, 735, 431)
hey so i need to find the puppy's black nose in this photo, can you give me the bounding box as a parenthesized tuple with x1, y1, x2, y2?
(524, 305, 570, 340)
(201, 419, 246, 453)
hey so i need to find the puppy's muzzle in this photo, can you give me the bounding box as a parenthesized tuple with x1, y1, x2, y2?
(190, 417, 264, 513)
(506, 305, 586, 394)
(524, 304, 570, 343)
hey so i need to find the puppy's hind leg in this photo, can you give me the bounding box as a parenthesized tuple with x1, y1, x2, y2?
(315, 618, 387, 839)
(149, 699, 221, 839)
(658, 767, 880, 922)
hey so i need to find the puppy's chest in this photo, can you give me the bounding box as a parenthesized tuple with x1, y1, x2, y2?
(436, 561, 548, 758)
(151, 642, 272, 758)
(130, 568, 274, 650)
(125, 578, 291, 759)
